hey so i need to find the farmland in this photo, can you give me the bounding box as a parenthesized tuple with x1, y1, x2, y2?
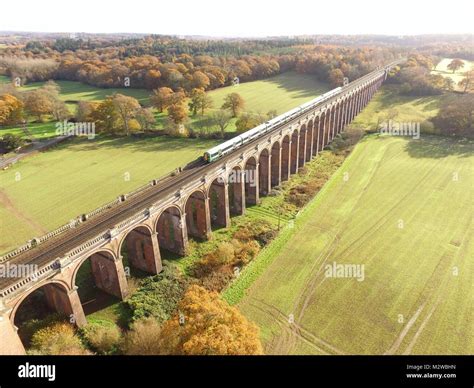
(232, 134, 473, 355)
(0, 136, 218, 253)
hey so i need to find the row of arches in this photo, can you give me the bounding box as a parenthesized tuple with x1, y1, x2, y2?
(8, 79, 382, 351)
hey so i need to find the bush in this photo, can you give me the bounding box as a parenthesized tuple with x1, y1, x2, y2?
(30, 321, 91, 355)
(126, 262, 188, 324)
(121, 318, 162, 355)
(18, 313, 66, 347)
(232, 239, 260, 265)
(233, 219, 277, 246)
(192, 242, 236, 278)
(81, 321, 121, 354)
(198, 266, 235, 292)
(0, 133, 25, 152)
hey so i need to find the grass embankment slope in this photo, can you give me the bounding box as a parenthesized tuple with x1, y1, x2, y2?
(233, 134, 473, 355)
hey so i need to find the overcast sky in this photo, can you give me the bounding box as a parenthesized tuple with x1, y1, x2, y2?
(1, 0, 473, 36)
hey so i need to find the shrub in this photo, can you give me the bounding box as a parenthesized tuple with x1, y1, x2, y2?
(121, 318, 162, 355)
(232, 239, 260, 265)
(126, 262, 188, 324)
(0, 133, 25, 152)
(198, 266, 235, 292)
(192, 242, 236, 278)
(18, 313, 66, 347)
(81, 321, 121, 354)
(233, 219, 277, 246)
(30, 321, 91, 355)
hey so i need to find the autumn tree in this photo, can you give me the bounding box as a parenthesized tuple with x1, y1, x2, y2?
(222, 93, 245, 117)
(191, 71, 210, 90)
(0, 94, 24, 125)
(90, 97, 120, 134)
(155, 285, 263, 355)
(168, 102, 188, 125)
(76, 101, 98, 122)
(112, 94, 141, 135)
(431, 94, 474, 137)
(24, 89, 54, 122)
(150, 87, 174, 112)
(447, 59, 464, 74)
(235, 112, 264, 132)
(459, 70, 474, 93)
(188, 88, 213, 115)
(135, 107, 156, 130)
(210, 109, 232, 137)
(329, 68, 345, 86)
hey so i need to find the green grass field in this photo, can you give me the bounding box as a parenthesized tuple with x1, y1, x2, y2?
(156, 72, 329, 133)
(17, 79, 151, 105)
(233, 135, 473, 355)
(350, 84, 443, 132)
(1, 72, 329, 139)
(432, 58, 474, 91)
(0, 136, 218, 253)
(207, 72, 328, 115)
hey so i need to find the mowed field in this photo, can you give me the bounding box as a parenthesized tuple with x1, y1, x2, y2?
(0, 136, 218, 253)
(350, 84, 443, 132)
(236, 135, 473, 355)
(207, 72, 328, 115)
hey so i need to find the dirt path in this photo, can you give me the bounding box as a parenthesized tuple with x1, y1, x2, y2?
(0, 189, 47, 237)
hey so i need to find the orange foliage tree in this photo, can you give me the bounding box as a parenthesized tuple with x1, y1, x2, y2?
(157, 285, 263, 355)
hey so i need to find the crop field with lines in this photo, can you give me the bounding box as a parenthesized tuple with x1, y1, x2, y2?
(233, 135, 473, 355)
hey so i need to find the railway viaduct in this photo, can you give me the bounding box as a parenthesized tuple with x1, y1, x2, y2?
(0, 62, 400, 354)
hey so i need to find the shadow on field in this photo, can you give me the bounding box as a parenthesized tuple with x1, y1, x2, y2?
(264, 72, 329, 99)
(43, 135, 219, 154)
(404, 135, 474, 159)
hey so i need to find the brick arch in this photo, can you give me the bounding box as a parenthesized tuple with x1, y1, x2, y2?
(184, 189, 210, 240)
(208, 175, 230, 229)
(270, 140, 281, 187)
(155, 205, 187, 256)
(258, 147, 270, 196)
(117, 224, 162, 275)
(72, 248, 128, 303)
(305, 120, 314, 162)
(290, 129, 299, 174)
(280, 135, 290, 181)
(298, 123, 307, 167)
(10, 279, 72, 325)
(312, 115, 321, 155)
(228, 165, 245, 216)
(244, 156, 258, 206)
(71, 248, 117, 290)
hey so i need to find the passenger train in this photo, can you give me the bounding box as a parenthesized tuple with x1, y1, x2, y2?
(202, 61, 399, 163)
(203, 87, 343, 163)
